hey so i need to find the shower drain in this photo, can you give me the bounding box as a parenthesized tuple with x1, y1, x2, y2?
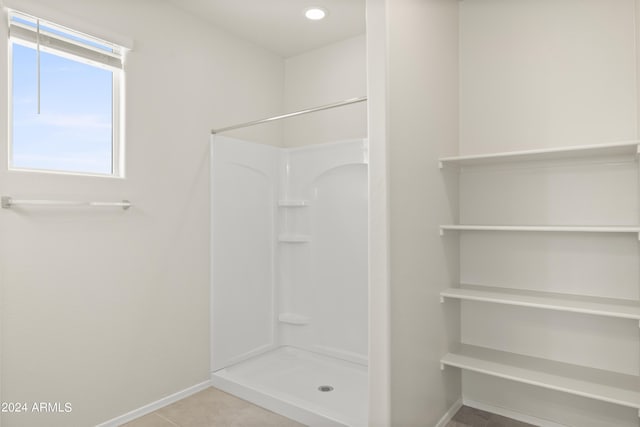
(317, 385, 334, 392)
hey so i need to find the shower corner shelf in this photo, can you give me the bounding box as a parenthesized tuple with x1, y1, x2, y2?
(278, 200, 309, 207)
(438, 140, 640, 168)
(278, 313, 311, 325)
(278, 234, 311, 243)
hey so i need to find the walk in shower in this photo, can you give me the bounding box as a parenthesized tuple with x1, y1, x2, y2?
(209, 101, 369, 427)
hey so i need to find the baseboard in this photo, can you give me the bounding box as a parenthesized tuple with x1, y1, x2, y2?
(434, 398, 463, 427)
(95, 380, 212, 427)
(463, 398, 570, 427)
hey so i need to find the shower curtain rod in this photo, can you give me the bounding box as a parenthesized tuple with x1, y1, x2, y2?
(210, 96, 367, 134)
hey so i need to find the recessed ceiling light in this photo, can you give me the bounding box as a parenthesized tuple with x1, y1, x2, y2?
(305, 7, 327, 21)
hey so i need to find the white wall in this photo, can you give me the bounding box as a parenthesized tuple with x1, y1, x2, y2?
(365, 1, 391, 425)
(385, 0, 461, 426)
(458, 1, 639, 426)
(283, 35, 367, 147)
(0, 1, 284, 426)
(459, 0, 638, 153)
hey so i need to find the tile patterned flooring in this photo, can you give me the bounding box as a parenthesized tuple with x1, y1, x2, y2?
(122, 387, 536, 427)
(121, 387, 304, 427)
(446, 406, 537, 427)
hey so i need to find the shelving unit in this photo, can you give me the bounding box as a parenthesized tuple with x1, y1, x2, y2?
(440, 344, 640, 410)
(440, 141, 640, 417)
(441, 285, 640, 323)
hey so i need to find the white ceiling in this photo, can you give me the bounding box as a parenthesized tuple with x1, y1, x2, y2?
(166, 0, 366, 58)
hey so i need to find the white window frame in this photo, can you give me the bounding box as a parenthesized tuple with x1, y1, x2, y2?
(7, 11, 125, 178)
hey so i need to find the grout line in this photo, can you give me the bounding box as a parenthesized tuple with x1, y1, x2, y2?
(154, 412, 181, 427)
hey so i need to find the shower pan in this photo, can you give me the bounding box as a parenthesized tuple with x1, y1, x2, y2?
(210, 136, 369, 427)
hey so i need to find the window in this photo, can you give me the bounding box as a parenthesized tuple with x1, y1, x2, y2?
(8, 11, 124, 177)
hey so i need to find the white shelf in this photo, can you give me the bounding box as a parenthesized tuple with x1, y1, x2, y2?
(439, 140, 640, 416)
(278, 200, 309, 207)
(439, 140, 639, 167)
(441, 286, 640, 321)
(278, 234, 311, 243)
(441, 344, 640, 410)
(440, 225, 640, 235)
(278, 313, 311, 325)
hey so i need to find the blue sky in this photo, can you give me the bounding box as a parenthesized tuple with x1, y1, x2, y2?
(12, 43, 114, 175)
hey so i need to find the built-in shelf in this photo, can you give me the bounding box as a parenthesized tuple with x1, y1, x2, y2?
(439, 140, 639, 168)
(440, 225, 640, 236)
(441, 285, 640, 322)
(439, 140, 640, 417)
(441, 344, 640, 410)
(278, 313, 311, 325)
(278, 200, 309, 207)
(278, 234, 311, 243)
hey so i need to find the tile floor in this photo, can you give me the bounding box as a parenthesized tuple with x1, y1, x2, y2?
(446, 405, 537, 427)
(121, 387, 304, 427)
(122, 387, 536, 427)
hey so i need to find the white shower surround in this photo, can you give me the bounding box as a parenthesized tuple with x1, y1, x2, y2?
(210, 136, 369, 426)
